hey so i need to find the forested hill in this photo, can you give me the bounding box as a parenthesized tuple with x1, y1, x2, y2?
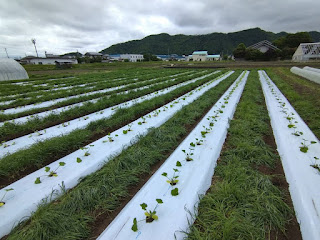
(100, 28, 320, 55)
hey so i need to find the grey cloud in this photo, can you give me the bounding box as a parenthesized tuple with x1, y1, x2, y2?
(0, 0, 319, 58)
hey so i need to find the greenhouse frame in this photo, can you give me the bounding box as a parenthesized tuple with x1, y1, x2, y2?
(292, 42, 320, 62)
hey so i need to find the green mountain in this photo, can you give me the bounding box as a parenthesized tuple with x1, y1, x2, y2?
(100, 28, 320, 55)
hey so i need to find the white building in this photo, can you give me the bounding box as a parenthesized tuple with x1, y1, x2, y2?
(120, 54, 144, 62)
(21, 57, 78, 65)
(187, 51, 221, 61)
(292, 42, 320, 62)
(247, 40, 279, 53)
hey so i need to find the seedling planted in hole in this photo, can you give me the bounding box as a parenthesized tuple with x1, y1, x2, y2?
(195, 138, 203, 145)
(310, 157, 320, 173)
(182, 149, 194, 161)
(299, 139, 317, 153)
(0, 188, 14, 207)
(80, 147, 90, 156)
(35, 162, 66, 184)
(292, 128, 303, 137)
(162, 169, 179, 186)
(131, 199, 163, 232)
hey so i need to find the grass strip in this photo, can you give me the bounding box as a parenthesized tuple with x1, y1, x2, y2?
(266, 68, 320, 139)
(0, 71, 238, 186)
(0, 70, 193, 121)
(0, 70, 214, 141)
(0, 69, 184, 109)
(0, 68, 155, 95)
(187, 70, 299, 239)
(4, 70, 239, 240)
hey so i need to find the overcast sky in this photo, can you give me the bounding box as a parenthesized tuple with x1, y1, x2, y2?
(0, 0, 319, 58)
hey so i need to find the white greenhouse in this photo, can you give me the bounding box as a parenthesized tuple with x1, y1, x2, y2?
(292, 42, 320, 62)
(0, 58, 29, 81)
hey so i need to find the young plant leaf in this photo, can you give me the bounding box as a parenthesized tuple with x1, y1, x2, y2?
(190, 142, 195, 147)
(76, 157, 82, 163)
(59, 162, 66, 166)
(35, 177, 41, 184)
(45, 167, 50, 172)
(161, 172, 167, 177)
(123, 130, 128, 134)
(156, 199, 163, 204)
(152, 215, 158, 220)
(131, 218, 138, 232)
(171, 188, 179, 196)
(140, 203, 147, 210)
(176, 161, 182, 167)
(300, 146, 308, 153)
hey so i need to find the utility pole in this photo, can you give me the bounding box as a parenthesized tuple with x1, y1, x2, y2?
(4, 48, 9, 58)
(31, 38, 39, 57)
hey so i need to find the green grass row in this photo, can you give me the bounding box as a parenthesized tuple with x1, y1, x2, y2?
(0, 69, 187, 108)
(266, 68, 320, 139)
(1, 68, 182, 98)
(0, 70, 216, 141)
(187, 70, 295, 239)
(0, 68, 148, 94)
(0, 71, 238, 186)
(5, 70, 239, 240)
(0, 70, 195, 121)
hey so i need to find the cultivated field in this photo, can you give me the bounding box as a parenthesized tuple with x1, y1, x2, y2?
(0, 64, 319, 240)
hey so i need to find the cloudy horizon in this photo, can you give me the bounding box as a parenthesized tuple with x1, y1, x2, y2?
(0, 0, 319, 59)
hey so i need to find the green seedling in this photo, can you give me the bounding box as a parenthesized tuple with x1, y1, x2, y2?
(190, 142, 196, 148)
(162, 169, 179, 186)
(195, 138, 203, 145)
(299, 139, 317, 153)
(131, 199, 164, 232)
(35, 162, 66, 184)
(127, 123, 133, 131)
(176, 161, 182, 167)
(0, 188, 14, 207)
(292, 129, 303, 137)
(182, 149, 194, 161)
(123, 130, 128, 134)
(76, 157, 82, 163)
(80, 147, 90, 156)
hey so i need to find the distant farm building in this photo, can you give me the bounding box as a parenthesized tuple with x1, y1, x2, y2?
(156, 54, 186, 61)
(187, 51, 221, 61)
(120, 54, 144, 62)
(247, 40, 279, 53)
(84, 52, 103, 58)
(292, 42, 320, 62)
(20, 56, 78, 65)
(0, 58, 29, 81)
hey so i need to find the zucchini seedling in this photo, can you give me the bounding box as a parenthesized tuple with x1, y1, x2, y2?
(195, 138, 203, 145)
(162, 168, 179, 186)
(299, 139, 317, 153)
(182, 149, 194, 162)
(0, 188, 14, 207)
(311, 157, 320, 173)
(35, 162, 66, 184)
(131, 199, 164, 232)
